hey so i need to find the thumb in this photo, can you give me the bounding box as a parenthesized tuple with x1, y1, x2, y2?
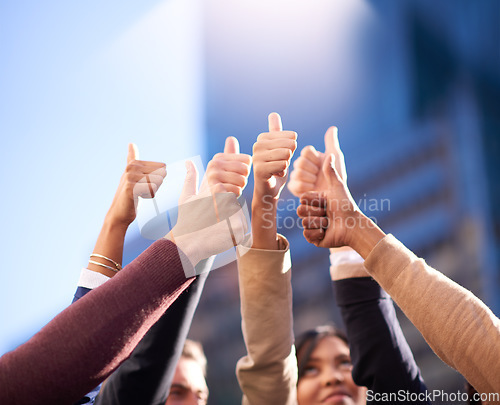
(323, 126, 339, 155)
(179, 160, 199, 202)
(322, 153, 343, 187)
(224, 136, 240, 154)
(128, 143, 139, 163)
(268, 112, 283, 132)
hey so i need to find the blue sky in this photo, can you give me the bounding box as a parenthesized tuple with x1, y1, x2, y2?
(0, 0, 205, 355)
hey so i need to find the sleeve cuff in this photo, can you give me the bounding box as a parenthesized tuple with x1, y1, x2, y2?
(77, 268, 110, 290)
(329, 249, 368, 281)
(236, 234, 291, 275)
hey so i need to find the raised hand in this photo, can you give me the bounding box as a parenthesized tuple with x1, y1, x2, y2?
(288, 126, 345, 197)
(202, 136, 252, 197)
(106, 144, 166, 228)
(297, 152, 359, 249)
(88, 145, 167, 277)
(296, 141, 385, 258)
(169, 161, 248, 274)
(249, 112, 297, 249)
(252, 112, 297, 200)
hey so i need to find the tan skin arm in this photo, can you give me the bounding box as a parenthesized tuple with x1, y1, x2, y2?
(88, 144, 166, 277)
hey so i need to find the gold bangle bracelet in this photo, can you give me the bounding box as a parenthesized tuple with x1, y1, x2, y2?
(89, 259, 119, 273)
(90, 253, 122, 270)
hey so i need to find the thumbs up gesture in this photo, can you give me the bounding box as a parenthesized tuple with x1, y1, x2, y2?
(296, 133, 362, 249)
(252, 112, 298, 200)
(167, 137, 252, 274)
(201, 136, 252, 197)
(288, 126, 346, 197)
(169, 160, 249, 275)
(107, 143, 167, 227)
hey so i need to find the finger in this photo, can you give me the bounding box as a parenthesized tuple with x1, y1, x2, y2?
(212, 153, 252, 165)
(300, 145, 322, 167)
(139, 166, 167, 179)
(300, 191, 327, 207)
(257, 131, 297, 142)
(290, 167, 316, 184)
(211, 182, 227, 195)
(303, 228, 325, 243)
(224, 136, 240, 154)
(218, 184, 243, 197)
(179, 160, 199, 202)
(253, 138, 297, 155)
(255, 148, 294, 163)
(302, 216, 329, 229)
(293, 156, 320, 176)
(136, 173, 165, 185)
(127, 161, 166, 176)
(297, 204, 326, 218)
(256, 160, 290, 177)
(207, 159, 251, 177)
(268, 112, 283, 132)
(133, 183, 159, 198)
(207, 171, 248, 189)
(322, 154, 343, 187)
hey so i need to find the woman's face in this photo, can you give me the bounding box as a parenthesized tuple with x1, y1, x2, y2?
(297, 336, 366, 405)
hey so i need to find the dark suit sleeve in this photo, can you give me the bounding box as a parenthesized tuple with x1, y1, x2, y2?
(334, 277, 430, 404)
(72, 286, 92, 303)
(95, 271, 208, 405)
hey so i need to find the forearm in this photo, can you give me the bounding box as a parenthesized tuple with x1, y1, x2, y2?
(364, 234, 500, 395)
(251, 193, 279, 250)
(96, 272, 208, 405)
(334, 277, 429, 402)
(87, 215, 129, 277)
(0, 239, 194, 405)
(236, 237, 297, 405)
(347, 212, 386, 260)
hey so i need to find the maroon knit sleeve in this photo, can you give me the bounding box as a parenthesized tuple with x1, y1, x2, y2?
(0, 239, 195, 405)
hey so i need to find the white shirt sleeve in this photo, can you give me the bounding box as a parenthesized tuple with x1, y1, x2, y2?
(329, 249, 367, 280)
(77, 268, 110, 290)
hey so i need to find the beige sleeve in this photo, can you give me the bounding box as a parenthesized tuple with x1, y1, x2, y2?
(236, 235, 298, 405)
(364, 234, 500, 397)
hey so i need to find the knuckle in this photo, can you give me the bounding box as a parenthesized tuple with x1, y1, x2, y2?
(300, 146, 312, 156)
(208, 159, 221, 170)
(125, 163, 137, 173)
(252, 142, 263, 154)
(256, 132, 269, 142)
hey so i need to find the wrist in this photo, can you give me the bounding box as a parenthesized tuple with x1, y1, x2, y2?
(253, 181, 282, 202)
(165, 231, 200, 276)
(102, 214, 131, 234)
(346, 211, 386, 259)
(252, 192, 278, 211)
(251, 194, 279, 249)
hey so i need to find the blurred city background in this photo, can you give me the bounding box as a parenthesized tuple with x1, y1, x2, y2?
(1, 0, 499, 403)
